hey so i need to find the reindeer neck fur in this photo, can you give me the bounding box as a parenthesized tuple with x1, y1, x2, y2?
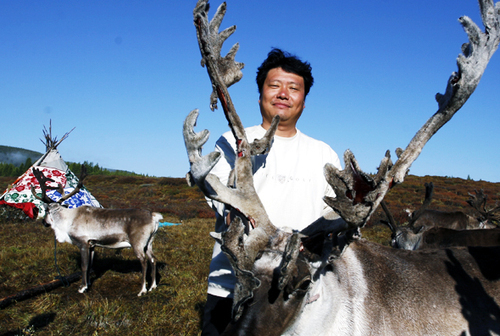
(283, 245, 370, 336)
(45, 203, 80, 244)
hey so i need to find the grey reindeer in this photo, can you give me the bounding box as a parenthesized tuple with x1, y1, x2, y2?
(32, 166, 162, 296)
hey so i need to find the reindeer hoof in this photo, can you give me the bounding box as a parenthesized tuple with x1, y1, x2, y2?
(138, 287, 147, 296)
(78, 285, 88, 294)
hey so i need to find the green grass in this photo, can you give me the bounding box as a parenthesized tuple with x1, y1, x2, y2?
(0, 218, 214, 335)
(1, 174, 500, 335)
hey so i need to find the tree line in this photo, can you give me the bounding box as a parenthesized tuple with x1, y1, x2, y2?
(0, 158, 143, 177)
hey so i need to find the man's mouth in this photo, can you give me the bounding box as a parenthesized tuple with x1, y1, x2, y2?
(273, 102, 290, 109)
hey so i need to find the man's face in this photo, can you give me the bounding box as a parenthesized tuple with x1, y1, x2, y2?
(259, 67, 306, 131)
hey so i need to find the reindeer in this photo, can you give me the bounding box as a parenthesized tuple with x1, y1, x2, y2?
(32, 166, 162, 296)
(185, 0, 500, 334)
(411, 183, 497, 228)
(412, 184, 497, 230)
(393, 226, 500, 250)
(382, 184, 498, 249)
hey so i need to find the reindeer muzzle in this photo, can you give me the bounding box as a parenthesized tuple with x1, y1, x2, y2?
(42, 218, 51, 228)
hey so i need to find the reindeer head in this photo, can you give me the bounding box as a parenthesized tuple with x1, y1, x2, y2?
(220, 232, 312, 334)
(467, 189, 500, 228)
(218, 216, 356, 335)
(380, 183, 434, 249)
(31, 165, 87, 226)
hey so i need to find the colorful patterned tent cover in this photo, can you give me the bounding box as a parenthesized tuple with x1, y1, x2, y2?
(0, 149, 101, 219)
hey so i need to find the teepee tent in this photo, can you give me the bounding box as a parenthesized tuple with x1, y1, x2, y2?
(0, 124, 101, 219)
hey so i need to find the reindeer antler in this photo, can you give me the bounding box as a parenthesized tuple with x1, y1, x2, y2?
(380, 200, 399, 234)
(194, 1, 244, 112)
(325, 0, 500, 229)
(31, 168, 59, 204)
(185, 0, 287, 321)
(188, 0, 280, 229)
(31, 165, 88, 204)
(57, 165, 88, 202)
(467, 188, 500, 226)
(408, 182, 434, 227)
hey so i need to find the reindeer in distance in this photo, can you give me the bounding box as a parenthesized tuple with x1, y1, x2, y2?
(184, 0, 500, 334)
(32, 165, 162, 296)
(381, 182, 500, 249)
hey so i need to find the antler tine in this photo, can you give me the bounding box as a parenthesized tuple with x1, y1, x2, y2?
(194, 0, 244, 113)
(408, 182, 434, 227)
(183, 109, 222, 195)
(324, 150, 381, 227)
(380, 200, 398, 234)
(324, 0, 500, 229)
(277, 231, 302, 291)
(467, 189, 487, 211)
(31, 168, 57, 204)
(485, 205, 500, 226)
(58, 164, 88, 202)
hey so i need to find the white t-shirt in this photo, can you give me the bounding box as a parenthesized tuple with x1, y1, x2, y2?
(206, 125, 342, 298)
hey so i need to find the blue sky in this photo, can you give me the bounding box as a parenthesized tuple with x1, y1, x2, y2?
(1, 1, 499, 182)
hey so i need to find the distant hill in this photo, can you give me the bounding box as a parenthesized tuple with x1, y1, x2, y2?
(0, 145, 43, 166)
(0, 145, 144, 177)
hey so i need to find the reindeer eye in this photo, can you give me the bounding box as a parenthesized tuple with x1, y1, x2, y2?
(294, 276, 311, 292)
(297, 279, 311, 291)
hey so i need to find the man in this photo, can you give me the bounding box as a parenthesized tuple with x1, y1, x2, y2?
(201, 48, 342, 335)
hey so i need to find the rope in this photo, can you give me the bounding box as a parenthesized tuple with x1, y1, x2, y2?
(53, 236, 70, 287)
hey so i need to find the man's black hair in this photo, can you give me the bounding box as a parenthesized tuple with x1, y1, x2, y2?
(256, 48, 314, 98)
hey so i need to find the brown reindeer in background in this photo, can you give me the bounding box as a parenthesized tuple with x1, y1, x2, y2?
(382, 182, 499, 249)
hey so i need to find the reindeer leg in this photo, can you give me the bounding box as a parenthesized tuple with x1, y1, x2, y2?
(146, 241, 157, 292)
(89, 246, 95, 270)
(134, 247, 148, 296)
(78, 243, 91, 293)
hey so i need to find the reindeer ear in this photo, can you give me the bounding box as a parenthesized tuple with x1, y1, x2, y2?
(300, 231, 326, 262)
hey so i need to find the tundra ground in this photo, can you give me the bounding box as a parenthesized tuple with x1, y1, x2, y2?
(1, 174, 499, 335)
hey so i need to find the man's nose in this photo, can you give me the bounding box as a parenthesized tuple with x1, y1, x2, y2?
(277, 89, 288, 99)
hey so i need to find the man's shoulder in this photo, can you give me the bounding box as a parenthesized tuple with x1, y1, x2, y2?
(296, 130, 334, 151)
(296, 130, 341, 167)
